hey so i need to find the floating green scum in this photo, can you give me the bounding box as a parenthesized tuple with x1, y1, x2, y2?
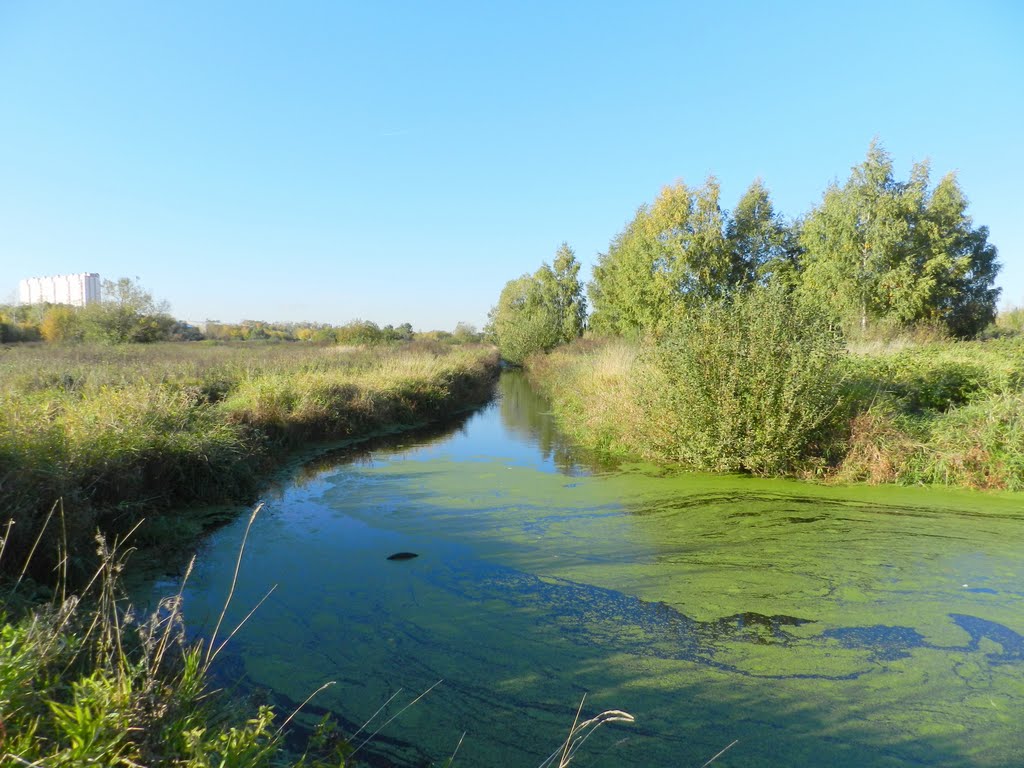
(154, 372, 1024, 767)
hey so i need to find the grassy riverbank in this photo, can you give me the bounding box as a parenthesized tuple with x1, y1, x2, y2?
(0, 341, 499, 580)
(526, 334, 1024, 491)
(0, 341, 499, 766)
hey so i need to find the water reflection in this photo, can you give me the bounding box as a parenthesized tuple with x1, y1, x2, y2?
(497, 371, 612, 475)
(288, 407, 482, 486)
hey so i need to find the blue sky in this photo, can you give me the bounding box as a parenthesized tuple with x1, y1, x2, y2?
(1, 1, 1021, 330)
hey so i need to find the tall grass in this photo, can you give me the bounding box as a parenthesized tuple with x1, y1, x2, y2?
(529, 311, 1024, 491)
(832, 336, 1024, 489)
(527, 338, 648, 459)
(988, 304, 1024, 337)
(0, 342, 499, 580)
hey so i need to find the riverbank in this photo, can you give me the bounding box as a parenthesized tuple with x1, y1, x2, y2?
(0, 341, 499, 767)
(525, 335, 1024, 491)
(0, 341, 499, 581)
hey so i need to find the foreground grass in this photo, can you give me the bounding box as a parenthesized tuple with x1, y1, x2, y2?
(526, 334, 1024, 491)
(0, 341, 499, 579)
(2, 510, 376, 768)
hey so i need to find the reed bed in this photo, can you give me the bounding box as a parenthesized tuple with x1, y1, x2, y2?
(0, 342, 499, 579)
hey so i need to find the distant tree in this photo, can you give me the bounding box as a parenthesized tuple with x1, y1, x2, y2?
(40, 305, 84, 342)
(82, 277, 172, 344)
(453, 321, 481, 343)
(168, 320, 205, 341)
(543, 242, 587, 341)
(488, 273, 561, 364)
(0, 304, 42, 342)
(335, 320, 383, 345)
(588, 177, 734, 335)
(799, 140, 999, 337)
(0, 307, 40, 342)
(310, 327, 338, 343)
(395, 322, 415, 341)
(418, 329, 454, 343)
(488, 242, 588, 361)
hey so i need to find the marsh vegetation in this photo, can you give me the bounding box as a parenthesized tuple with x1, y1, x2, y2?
(526, 325, 1024, 490)
(0, 341, 499, 581)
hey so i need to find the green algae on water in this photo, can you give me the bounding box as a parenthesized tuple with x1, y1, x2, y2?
(158, 372, 1024, 767)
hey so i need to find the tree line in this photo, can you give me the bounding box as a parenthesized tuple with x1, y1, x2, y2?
(487, 242, 587, 363)
(1, 278, 484, 346)
(489, 141, 1001, 360)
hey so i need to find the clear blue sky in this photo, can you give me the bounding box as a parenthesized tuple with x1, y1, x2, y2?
(1, 0, 1021, 330)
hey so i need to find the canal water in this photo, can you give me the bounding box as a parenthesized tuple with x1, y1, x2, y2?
(148, 372, 1024, 766)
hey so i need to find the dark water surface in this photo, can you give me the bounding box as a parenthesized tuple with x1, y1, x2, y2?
(149, 372, 1024, 766)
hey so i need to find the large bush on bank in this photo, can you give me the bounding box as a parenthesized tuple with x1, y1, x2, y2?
(645, 286, 845, 474)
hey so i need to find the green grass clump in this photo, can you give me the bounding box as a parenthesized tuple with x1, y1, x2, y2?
(835, 390, 1024, 491)
(0, 342, 499, 580)
(833, 336, 1024, 489)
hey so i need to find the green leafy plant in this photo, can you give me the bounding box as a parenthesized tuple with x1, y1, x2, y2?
(644, 286, 845, 474)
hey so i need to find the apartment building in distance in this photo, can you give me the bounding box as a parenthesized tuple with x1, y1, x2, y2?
(18, 273, 101, 307)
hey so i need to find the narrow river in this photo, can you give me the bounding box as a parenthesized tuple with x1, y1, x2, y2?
(147, 372, 1024, 767)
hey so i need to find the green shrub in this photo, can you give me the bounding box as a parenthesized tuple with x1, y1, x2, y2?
(643, 287, 845, 474)
(842, 356, 987, 413)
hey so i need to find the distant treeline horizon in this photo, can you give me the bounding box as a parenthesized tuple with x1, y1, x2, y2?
(0, 280, 486, 346)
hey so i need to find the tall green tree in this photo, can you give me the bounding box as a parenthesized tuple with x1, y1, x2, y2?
(916, 172, 1001, 337)
(489, 243, 587, 363)
(726, 178, 800, 288)
(589, 177, 733, 336)
(540, 242, 587, 342)
(488, 273, 561, 364)
(799, 140, 999, 336)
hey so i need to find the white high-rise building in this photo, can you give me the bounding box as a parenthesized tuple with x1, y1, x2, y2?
(18, 273, 101, 307)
